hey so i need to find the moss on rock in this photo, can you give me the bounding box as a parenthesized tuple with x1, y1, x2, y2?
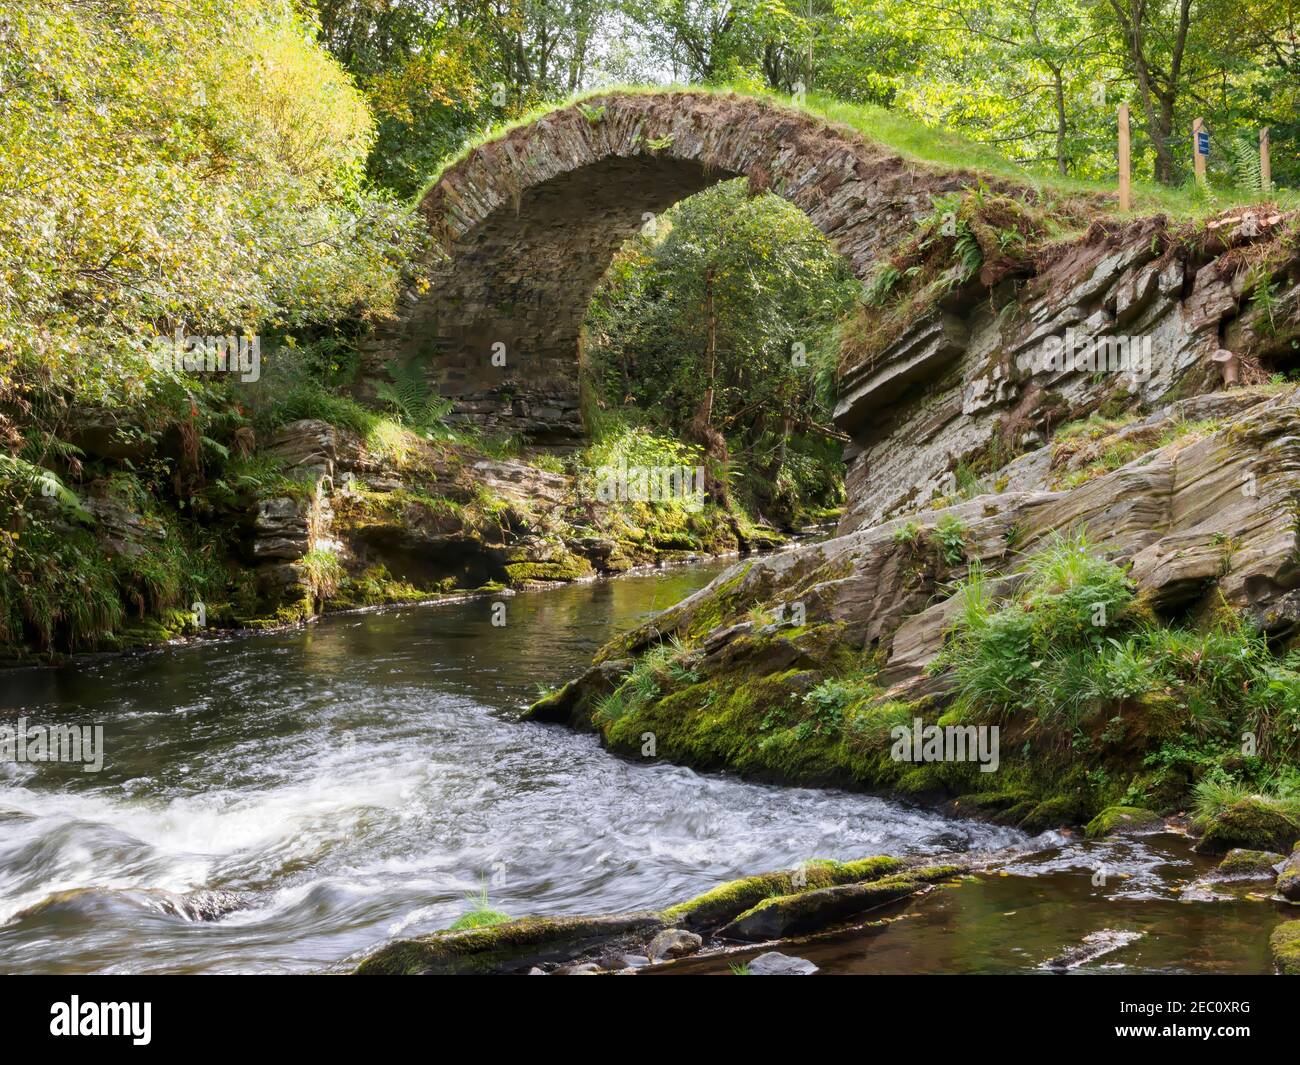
(1019, 794, 1093, 834)
(1085, 806, 1162, 839)
(1194, 798, 1300, 856)
(504, 549, 595, 585)
(240, 593, 316, 631)
(353, 911, 665, 975)
(718, 874, 922, 941)
(1270, 920, 1300, 975)
(1216, 848, 1284, 878)
(330, 564, 453, 610)
(660, 855, 905, 931)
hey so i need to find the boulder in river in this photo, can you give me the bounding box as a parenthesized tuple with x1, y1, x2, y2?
(352, 854, 942, 974)
(660, 856, 906, 931)
(646, 928, 703, 961)
(719, 875, 922, 941)
(1276, 845, 1300, 901)
(745, 952, 819, 975)
(1270, 921, 1300, 975)
(1216, 849, 1285, 879)
(1084, 806, 1162, 839)
(1193, 798, 1300, 856)
(354, 911, 666, 975)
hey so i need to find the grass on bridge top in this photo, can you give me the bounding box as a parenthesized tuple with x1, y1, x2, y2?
(422, 82, 1298, 223)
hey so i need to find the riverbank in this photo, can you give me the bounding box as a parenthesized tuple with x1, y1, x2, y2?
(0, 411, 791, 668)
(528, 384, 1300, 863)
(354, 815, 1300, 975)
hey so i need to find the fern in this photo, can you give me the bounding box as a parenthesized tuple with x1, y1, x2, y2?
(1249, 268, 1281, 333)
(1229, 133, 1263, 194)
(861, 262, 902, 307)
(21, 433, 85, 465)
(375, 361, 453, 434)
(953, 230, 984, 283)
(0, 454, 94, 524)
(201, 436, 230, 461)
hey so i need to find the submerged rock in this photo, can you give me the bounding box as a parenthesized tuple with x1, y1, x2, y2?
(553, 962, 602, 975)
(606, 953, 650, 970)
(1041, 929, 1145, 971)
(745, 952, 819, 975)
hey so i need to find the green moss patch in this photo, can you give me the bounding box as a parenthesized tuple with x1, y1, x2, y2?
(1216, 848, 1284, 878)
(660, 855, 905, 931)
(354, 911, 665, 975)
(719, 874, 922, 941)
(1085, 806, 1162, 839)
(1194, 798, 1300, 856)
(1270, 921, 1300, 975)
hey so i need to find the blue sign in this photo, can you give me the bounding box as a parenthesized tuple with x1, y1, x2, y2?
(1196, 130, 1210, 156)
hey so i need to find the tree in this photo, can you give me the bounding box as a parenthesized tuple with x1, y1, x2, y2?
(1105, 0, 1197, 183)
(585, 182, 858, 522)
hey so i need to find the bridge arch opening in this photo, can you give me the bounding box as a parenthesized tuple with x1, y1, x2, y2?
(364, 91, 976, 443)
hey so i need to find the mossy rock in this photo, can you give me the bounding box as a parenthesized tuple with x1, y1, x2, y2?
(719, 874, 922, 941)
(1277, 846, 1300, 901)
(1270, 920, 1300, 975)
(1084, 806, 1162, 839)
(504, 550, 595, 585)
(994, 800, 1039, 827)
(908, 863, 968, 881)
(1216, 848, 1284, 878)
(951, 790, 1033, 815)
(353, 911, 664, 975)
(447, 908, 511, 931)
(520, 659, 631, 728)
(1193, 798, 1300, 856)
(238, 593, 316, 631)
(1019, 795, 1091, 834)
(330, 565, 452, 610)
(660, 855, 905, 931)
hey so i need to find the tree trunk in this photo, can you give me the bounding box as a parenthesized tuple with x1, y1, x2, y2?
(687, 269, 729, 506)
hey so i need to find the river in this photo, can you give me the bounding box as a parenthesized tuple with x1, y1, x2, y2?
(0, 560, 1283, 973)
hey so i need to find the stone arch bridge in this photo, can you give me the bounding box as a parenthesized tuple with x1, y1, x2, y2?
(363, 90, 1024, 442)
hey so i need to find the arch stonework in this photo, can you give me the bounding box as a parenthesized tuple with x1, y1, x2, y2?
(364, 91, 1008, 441)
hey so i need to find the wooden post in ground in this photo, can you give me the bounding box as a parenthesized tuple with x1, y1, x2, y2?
(1117, 103, 1131, 212)
(1192, 117, 1207, 184)
(1260, 127, 1272, 193)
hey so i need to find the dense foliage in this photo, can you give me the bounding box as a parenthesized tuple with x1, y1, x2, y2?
(584, 181, 858, 525)
(316, 0, 1298, 196)
(0, 0, 422, 650)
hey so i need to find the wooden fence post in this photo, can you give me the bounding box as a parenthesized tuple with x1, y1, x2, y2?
(1118, 103, 1131, 212)
(1260, 127, 1272, 194)
(1193, 117, 1207, 184)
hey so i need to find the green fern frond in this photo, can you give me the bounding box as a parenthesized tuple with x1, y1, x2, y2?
(0, 454, 94, 523)
(1230, 133, 1263, 194)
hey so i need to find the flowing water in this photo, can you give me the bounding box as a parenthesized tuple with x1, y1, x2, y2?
(0, 560, 1288, 974)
